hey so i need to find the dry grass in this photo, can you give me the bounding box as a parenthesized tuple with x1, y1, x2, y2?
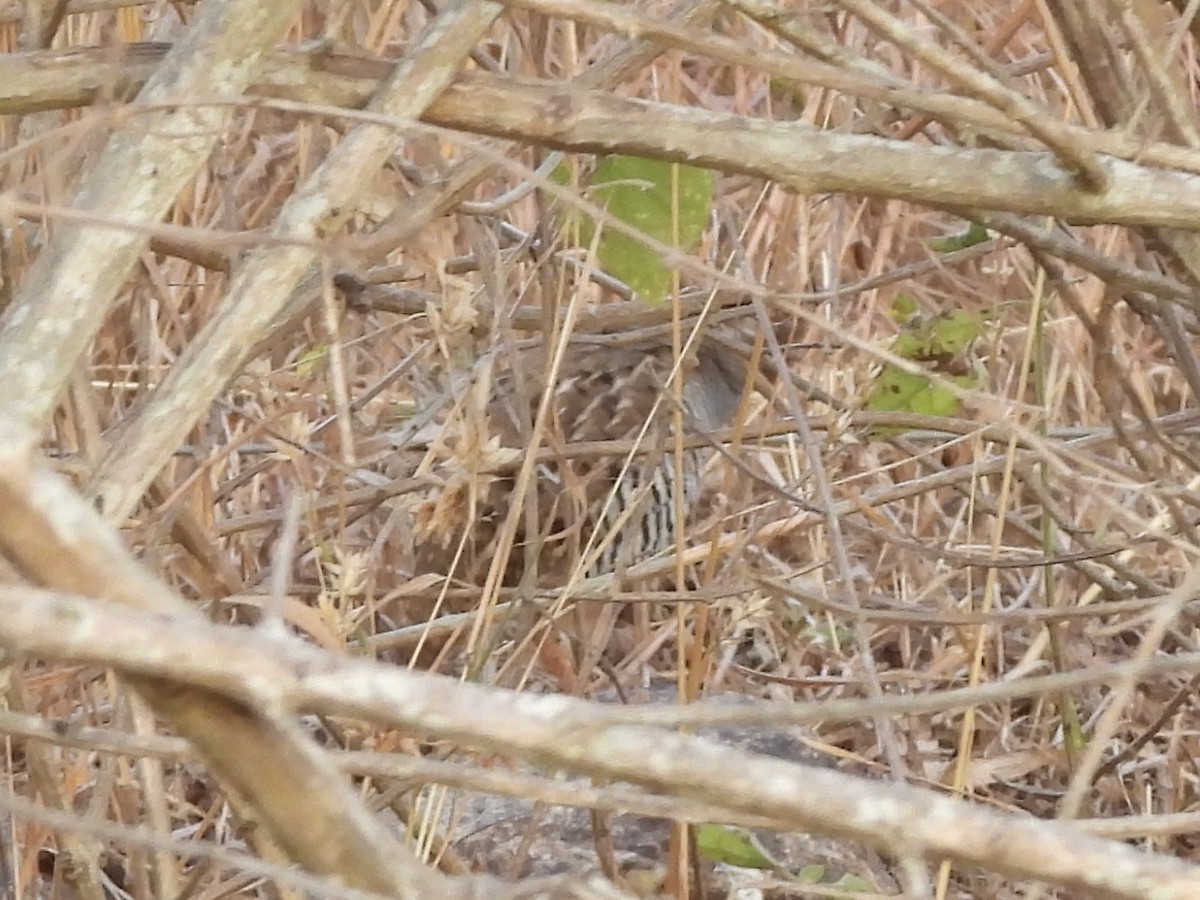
(3, 1, 1200, 898)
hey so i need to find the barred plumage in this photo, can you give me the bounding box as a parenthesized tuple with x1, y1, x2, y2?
(414, 336, 747, 588)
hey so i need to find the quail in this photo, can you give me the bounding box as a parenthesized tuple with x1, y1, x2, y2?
(415, 332, 750, 589)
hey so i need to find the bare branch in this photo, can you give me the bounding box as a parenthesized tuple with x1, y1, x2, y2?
(3, 582, 1200, 899)
(0, 0, 304, 430)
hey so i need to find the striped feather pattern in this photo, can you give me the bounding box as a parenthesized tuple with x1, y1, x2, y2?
(415, 337, 746, 587)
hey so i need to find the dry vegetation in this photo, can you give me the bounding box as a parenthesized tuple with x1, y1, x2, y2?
(4, 1, 1200, 898)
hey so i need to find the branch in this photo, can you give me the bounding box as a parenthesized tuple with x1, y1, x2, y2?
(6, 45, 1200, 230)
(3, 582, 1200, 899)
(0, 3, 304, 432)
(85, 1, 505, 525)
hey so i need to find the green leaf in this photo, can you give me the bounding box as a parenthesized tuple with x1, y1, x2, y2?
(929, 221, 989, 252)
(865, 304, 984, 435)
(547, 160, 581, 236)
(830, 872, 875, 892)
(924, 309, 981, 357)
(794, 864, 826, 883)
(909, 382, 959, 418)
(695, 824, 774, 870)
(548, 160, 573, 187)
(892, 310, 981, 362)
(888, 293, 919, 323)
(864, 366, 927, 413)
(295, 346, 328, 378)
(558, 155, 714, 303)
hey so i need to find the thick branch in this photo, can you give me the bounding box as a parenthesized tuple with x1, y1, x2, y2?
(5, 46, 1200, 231)
(85, 1, 505, 525)
(0, 4, 303, 432)
(0, 419, 449, 895)
(3, 582, 1200, 900)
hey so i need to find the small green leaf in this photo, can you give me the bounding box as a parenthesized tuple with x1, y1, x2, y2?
(794, 864, 826, 883)
(929, 221, 989, 252)
(831, 872, 875, 892)
(866, 369, 979, 433)
(295, 346, 328, 378)
(907, 374, 972, 418)
(548, 160, 573, 187)
(695, 824, 774, 870)
(864, 366, 926, 413)
(791, 863, 875, 891)
(548, 160, 581, 235)
(889, 293, 919, 323)
(866, 301, 984, 435)
(892, 310, 981, 362)
(924, 309, 981, 357)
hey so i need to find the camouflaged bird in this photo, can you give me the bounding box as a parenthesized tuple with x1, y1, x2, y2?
(413, 333, 750, 589)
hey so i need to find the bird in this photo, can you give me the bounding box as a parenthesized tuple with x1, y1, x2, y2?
(412, 328, 751, 592)
(401, 323, 757, 684)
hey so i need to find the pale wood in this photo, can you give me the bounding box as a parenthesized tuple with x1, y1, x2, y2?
(0, 0, 303, 431)
(86, 0, 505, 524)
(4, 578, 1200, 899)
